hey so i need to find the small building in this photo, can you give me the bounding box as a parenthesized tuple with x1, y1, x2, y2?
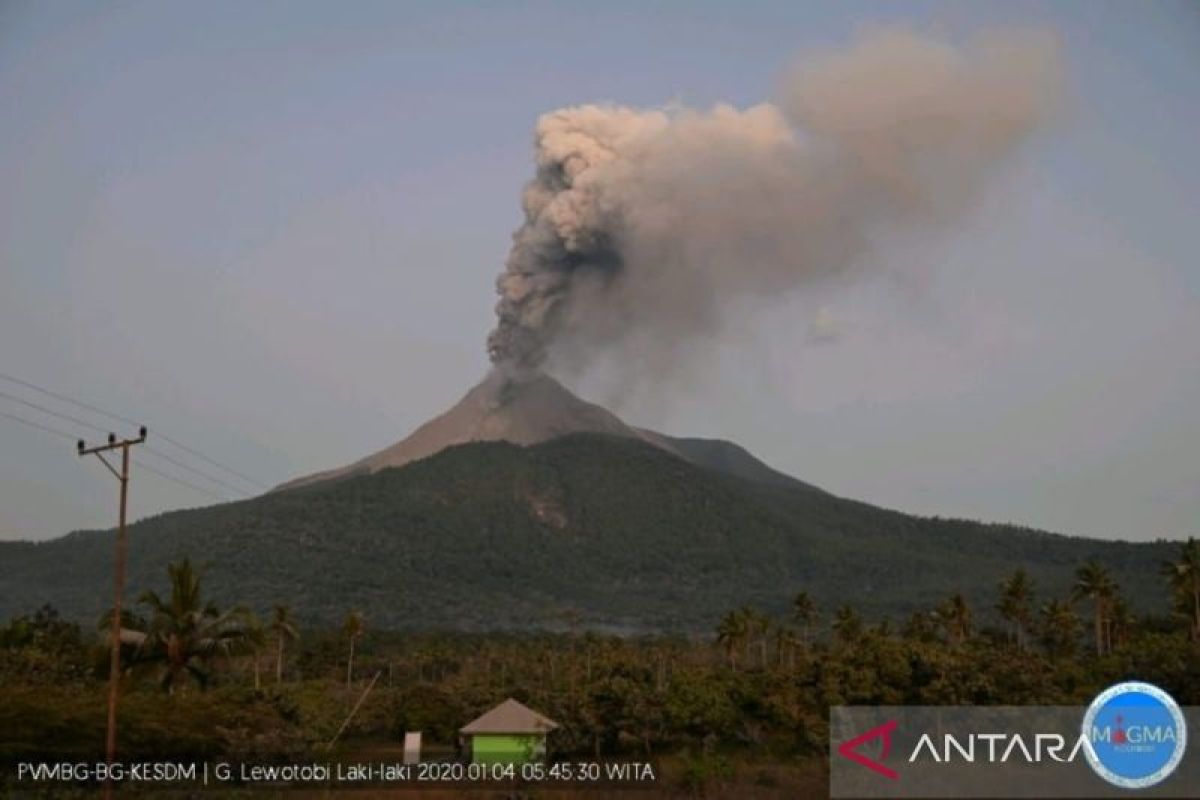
(402, 732, 421, 765)
(459, 698, 559, 765)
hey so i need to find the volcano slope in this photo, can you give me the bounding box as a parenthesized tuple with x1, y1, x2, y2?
(0, 433, 1173, 631)
(273, 371, 827, 495)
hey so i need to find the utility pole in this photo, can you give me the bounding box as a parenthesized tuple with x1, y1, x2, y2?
(78, 426, 147, 800)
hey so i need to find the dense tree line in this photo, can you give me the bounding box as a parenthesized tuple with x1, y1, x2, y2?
(2, 540, 1197, 784)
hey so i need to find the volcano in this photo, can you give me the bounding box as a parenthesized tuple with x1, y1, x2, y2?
(0, 371, 1172, 629)
(278, 370, 817, 494)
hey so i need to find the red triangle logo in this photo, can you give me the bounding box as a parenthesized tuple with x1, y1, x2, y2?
(838, 719, 900, 780)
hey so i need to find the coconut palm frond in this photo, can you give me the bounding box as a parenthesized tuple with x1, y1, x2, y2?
(137, 589, 170, 616)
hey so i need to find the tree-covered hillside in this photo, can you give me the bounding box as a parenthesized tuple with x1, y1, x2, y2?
(0, 434, 1176, 630)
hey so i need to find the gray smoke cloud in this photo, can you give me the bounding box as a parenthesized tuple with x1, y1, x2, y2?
(487, 28, 1062, 385)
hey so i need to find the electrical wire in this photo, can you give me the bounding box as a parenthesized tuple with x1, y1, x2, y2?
(0, 393, 247, 494)
(0, 388, 110, 435)
(141, 445, 250, 497)
(0, 388, 248, 494)
(150, 430, 266, 491)
(0, 409, 78, 441)
(0, 409, 232, 501)
(0, 390, 248, 495)
(0, 372, 268, 491)
(132, 458, 226, 501)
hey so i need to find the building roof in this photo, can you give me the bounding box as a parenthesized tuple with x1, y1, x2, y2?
(460, 698, 559, 735)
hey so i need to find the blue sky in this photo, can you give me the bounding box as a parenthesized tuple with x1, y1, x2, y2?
(1, 1, 1197, 540)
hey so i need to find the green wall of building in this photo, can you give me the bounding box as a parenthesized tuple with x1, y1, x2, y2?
(469, 733, 544, 764)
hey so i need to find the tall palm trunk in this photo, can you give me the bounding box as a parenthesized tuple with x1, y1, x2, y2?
(276, 636, 285, 683)
(1192, 586, 1200, 643)
(346, 637, 356, 687)
(1093, 603, 1104, 658)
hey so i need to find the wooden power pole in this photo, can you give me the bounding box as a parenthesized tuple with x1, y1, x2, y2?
(78, 426, 147, 799)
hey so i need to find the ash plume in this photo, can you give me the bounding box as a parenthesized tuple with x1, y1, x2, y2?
(487, 28, 1062, 385)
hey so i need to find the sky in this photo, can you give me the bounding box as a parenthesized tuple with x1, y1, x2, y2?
(1, 0, 1197, 542)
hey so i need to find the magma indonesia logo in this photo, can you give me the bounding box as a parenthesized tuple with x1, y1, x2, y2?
(1082, 681, 1187, 789)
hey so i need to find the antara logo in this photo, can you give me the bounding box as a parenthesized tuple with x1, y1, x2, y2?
(838, 722, 1096, 776)
(837, 720, 900, 780)
(908, 732, 1091, 763)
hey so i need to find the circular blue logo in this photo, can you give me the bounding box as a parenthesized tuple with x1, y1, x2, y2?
(1081, 681, 1186, 789)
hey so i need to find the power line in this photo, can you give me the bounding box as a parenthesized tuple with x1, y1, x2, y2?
(0, 372, 267, 491)
(0, 409, 229, 501)
(141, 445, 250, 497)
(151, 431, 266, 492)
(0, 388, 111, 435)
(0, 409, 78, 441)
(132, 458, 225, 501)
(0, 393, 248, 496)
(0, 372, 140, 426)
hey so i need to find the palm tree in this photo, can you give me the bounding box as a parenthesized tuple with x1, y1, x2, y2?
(743, 608, 771, 669)
(120, 558, 252, 693)
(996, 569, 1035, 651)
(1163, 538, 1200, 643)
(936, 594, 973, 646)
(1039, 599, 1080, 659)
(343, 610, 365, 687)
(773, 623, 797, 670)
(831, 605, 863, 644)
(792, 591, 818, 647)
(243, 612, 267, 690)
(716, 609, 748, 671)
(902, 610, 938, 642)
(1073, 561, 1115, 657)
(1107, 594, 1134, 652)
(270, 604, 300, 683)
